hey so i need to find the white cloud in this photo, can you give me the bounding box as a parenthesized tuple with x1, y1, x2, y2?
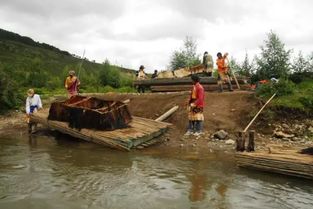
(0, 0, 313, 72)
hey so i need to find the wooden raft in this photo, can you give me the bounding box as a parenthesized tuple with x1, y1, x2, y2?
(235, 150, 313, 180)
(30, 109, 170, 151)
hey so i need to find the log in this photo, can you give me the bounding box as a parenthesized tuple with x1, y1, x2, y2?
(155, 106, 179, 122)
(247, 130, 255, 152)
(236, 131, 245, 152)
(133, 77, 246, 86)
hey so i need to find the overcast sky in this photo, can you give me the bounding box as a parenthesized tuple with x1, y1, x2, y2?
(1, 0, 313, 72)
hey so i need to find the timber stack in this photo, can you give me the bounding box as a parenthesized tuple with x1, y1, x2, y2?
(30, 96, 171, 151)
(235, 132, 313, 180)
(134, 76, 249, 92)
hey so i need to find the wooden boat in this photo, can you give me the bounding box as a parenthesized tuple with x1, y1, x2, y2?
(48, 96, 132, 131)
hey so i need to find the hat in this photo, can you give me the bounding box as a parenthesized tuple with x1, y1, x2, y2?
(27, 89, 34, 97)
(69, 70, 75, 76)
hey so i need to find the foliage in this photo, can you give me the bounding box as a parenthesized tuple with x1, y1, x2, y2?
(0, 68, 23, 112)
(254, 31, 291, 81)
(256, 79, 295, 97)
(169, 36, 201, 70)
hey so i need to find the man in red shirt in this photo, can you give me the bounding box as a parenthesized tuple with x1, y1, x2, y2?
(185, 74, 205, 136)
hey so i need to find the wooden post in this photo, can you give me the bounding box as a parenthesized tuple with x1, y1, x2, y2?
(247, 130, 255, 152)
(236, 131, 245, 152)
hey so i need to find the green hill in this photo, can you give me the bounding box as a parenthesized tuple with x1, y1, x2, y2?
(0, 28, 135, 113)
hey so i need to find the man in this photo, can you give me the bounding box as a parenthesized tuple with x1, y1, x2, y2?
(202, 51, 213, 77)
(25, 89, 42, 133)
(216, 52, 233, 92)
(185, 74, 205, 136)
(137, 65, 147, 93)
(151, 70, 158, 79)
(65, 70, 80, 98)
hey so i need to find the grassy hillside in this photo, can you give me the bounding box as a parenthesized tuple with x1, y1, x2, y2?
(0, 28, 136, 113)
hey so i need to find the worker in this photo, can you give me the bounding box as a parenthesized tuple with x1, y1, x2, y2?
(216, 52, 233, 92)
(25, 88, 42, 133)
(65, 70, 80, 98)
(185, 74, 205, 136)
(151, 70, 158, 79)
(137, 65, 147, 93)
(202, 51, 213, 77)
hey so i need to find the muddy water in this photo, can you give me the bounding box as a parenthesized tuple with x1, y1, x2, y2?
(0, 131, 312, 209)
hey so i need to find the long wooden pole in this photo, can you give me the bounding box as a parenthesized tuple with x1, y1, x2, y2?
(155, 106, 179, 122)
(232, 71, 241, 90)
(243, 92, 276, 133)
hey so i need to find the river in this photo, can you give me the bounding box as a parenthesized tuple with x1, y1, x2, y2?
(0, 130, 312, 209)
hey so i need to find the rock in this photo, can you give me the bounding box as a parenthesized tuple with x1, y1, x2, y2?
(192, 143, 196, 147)
(308, 126, 313, 133)
(273, 131, 294, 139)
(282, 123, 289, 129)
(180, 144, 184, 147)
(214, 130, 228, 140)
(225, 139, 235, 145)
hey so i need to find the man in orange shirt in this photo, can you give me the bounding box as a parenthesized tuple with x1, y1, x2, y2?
(216, 52, 233, 92)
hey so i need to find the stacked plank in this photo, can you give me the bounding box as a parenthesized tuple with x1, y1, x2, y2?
(235, 150, 313, 180)
(134, 77, 249, 92)
(30, 109, 170, 151)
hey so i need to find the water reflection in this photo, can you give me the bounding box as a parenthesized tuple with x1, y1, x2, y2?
(0, 132, 312, 209)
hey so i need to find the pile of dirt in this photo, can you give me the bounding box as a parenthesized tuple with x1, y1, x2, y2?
(95, 91, 258, 135)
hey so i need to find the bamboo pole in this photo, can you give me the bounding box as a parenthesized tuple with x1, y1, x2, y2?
(243, 92, 277, 133)
(155, 105, 179, 122)
(232, 71, 241, 90)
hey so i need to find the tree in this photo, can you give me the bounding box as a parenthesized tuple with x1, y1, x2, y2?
(169, 36, 201, 70)
(240, 52, 253, 77)
(292, 51, 310, 73)
(255, 31, 291, 80)
(99, 60, 121, 88)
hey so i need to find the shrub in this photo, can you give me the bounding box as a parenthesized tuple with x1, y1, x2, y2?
(256, 79, 295, 97)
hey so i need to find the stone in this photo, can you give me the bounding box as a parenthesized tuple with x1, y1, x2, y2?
(282, 123, 289, 129)
(214, 130, 228, 140)
(180, 144, 184, 147)
(225, 139, 235, 145)
(273, 131, 294, 139)
(308, 126, 313, 133)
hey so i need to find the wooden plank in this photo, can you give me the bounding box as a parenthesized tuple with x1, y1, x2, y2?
(30, 110, 170, 151)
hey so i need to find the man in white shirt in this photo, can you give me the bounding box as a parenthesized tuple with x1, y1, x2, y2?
(26, 89, 42, 133)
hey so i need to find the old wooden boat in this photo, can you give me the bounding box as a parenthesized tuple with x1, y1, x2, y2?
(48, 96, 132, 131)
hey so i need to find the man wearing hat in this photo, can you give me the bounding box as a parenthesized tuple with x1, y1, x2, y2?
(25, 89, 42, 133)
(65, 70, 80, 98)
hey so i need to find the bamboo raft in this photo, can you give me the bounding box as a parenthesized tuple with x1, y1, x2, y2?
(30, 109, 170, 151)
(235, 149, 313, 180)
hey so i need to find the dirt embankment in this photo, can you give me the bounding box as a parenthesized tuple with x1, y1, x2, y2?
(1, 91, 312, 150)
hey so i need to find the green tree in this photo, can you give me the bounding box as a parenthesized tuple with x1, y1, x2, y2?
(240, 53, 253, 77)
(99, 60, 121, 88)
(0, 68, 22, 113)
(292, 51, 309, 73)
(169, 36, 201, 70)
(255, 31, 291, 80)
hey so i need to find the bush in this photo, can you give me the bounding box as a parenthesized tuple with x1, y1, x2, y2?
(289, 72, 313, 84)
(0, 70, 23, 113)
(256, 79, 295, 97)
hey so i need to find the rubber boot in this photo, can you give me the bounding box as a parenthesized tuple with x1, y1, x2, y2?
(218, 84, 223, 93)
(227, 80, 234, 91)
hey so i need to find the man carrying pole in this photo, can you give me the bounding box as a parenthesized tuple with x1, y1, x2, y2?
(216, 52, 233, 92)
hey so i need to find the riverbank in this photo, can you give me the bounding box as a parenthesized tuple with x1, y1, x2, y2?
(1, 91, 312, 152)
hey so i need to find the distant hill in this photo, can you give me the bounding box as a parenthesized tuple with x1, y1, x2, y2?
(0, 28, 134, 76)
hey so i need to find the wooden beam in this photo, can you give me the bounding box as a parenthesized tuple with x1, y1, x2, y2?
(155, 106, 179, 122)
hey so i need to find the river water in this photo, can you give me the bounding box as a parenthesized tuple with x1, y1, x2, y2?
(0, 131, 312, 209)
